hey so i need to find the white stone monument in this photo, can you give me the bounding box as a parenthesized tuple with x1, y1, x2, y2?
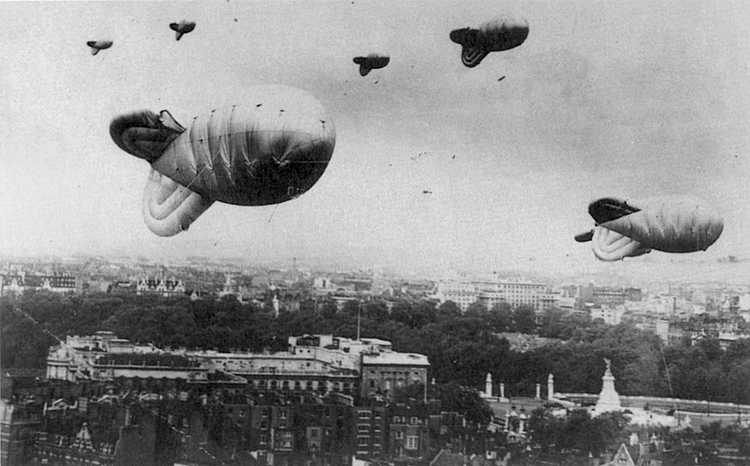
(594, 358, 621, 414)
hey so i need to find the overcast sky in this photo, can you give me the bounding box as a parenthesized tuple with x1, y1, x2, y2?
(1, 0, 749, 277)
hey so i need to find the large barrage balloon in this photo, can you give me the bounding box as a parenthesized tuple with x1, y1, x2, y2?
(575, 196, 724, 261)
(110, 85, 336, 237)
(450, 16, 529, 67)
(170, 20, 196, 41)
(353, 54, 390, 76)
(87, 40, 113, 55)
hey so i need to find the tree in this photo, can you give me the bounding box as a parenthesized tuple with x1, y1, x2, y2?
(392, 382, 426, 403)
(465, 301, 487, 317)
(430, 382, 492, 426)
(528, 408, 563, 453)
(514, 305, 536, 334)
(320, 301, 337, 319)
(342, 299, 360, 316)
(488, 302, 513, 332)
(390, 299, 412, 325)
(437, 300, 461, 320)
(410, 300, 437, 328)
(299, 299, 317, 314)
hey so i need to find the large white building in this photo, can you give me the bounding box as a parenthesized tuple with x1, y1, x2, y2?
(433, 280, 556, 312)
(47, 332, 428, 400)
(185, 334, 428, 400)
(432, 282, 477, 311)
(1, 272, 77, 296)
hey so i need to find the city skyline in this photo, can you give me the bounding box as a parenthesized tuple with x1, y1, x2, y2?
(2, 1, 749, 280)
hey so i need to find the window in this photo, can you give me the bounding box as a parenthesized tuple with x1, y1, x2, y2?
(406, 436, 419, 450)
(359, 411, 371, 419)
(395, 431, 404, 439)
(358, 425, 370, 433)
(410, 417, 418, 425)
(280, 411, 287, 419)
(369, 380, 375, 388)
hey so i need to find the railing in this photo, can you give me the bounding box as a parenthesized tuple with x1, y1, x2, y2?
(555, 393, 750, 413)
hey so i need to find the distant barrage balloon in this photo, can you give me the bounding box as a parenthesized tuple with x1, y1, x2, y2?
(110, 85, 336, 237)
(170, 20, 196, 41)
(575, 196, 724, 261)
(353, 54, 390, 76)
(87, 40, 113, 55)
(450, 16, 529, 67)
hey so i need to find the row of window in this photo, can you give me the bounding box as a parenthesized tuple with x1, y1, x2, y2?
(219, 360, 317, 369)
(368, 370, 421, 377)
(247, 379, 354, 391)
(357, 438, 382, 448)
(391, 416, 421, 425)
(357, 411, 383, 420)
(228, 409, 289, 421)
(357, 425, 381, 433)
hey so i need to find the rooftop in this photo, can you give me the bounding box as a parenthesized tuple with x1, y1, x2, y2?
(362, 352, 429, 366)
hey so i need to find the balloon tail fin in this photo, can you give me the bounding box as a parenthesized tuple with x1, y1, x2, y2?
(591, 226, 650, 261)
(574, 229, 594, 243)
(142, 169, 213, 237)
(461, 47, 489, 68)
